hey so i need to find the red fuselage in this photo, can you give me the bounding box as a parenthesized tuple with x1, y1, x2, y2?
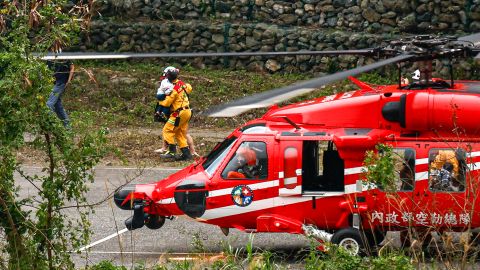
(120, 79, 480, 235)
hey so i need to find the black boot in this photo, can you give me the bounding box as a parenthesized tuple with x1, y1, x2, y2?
(160, 144, 176, 159)
(176, 147, 192, 161)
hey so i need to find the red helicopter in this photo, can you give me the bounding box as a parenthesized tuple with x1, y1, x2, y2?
(108, 33, 480, 255)
(46, 33, 480, 255)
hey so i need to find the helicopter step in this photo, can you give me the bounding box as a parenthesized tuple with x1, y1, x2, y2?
(302, 224, 333, 243)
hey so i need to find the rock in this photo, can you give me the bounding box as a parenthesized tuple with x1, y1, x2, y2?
(332, 0, 346, 7)
(437, 22, 449, 30)
(418, 22, 431, 29)
(118, 42, 134, 52)
(304, 4, 315, 12)
(327, 17, 338, 27)
(272, 3, 285, 14)
(374, 2, 386, 13)
(118, 35, 130, 42)
(321, 5, 335, 12)
(382, 11, 397, 19)
(212, 34, 224, 44)
(362, 8, 381, 22)
(120, 27, 136, 35)
(380, 18, 395, 26)
(398, 13, 416, 31)
(246, 36, 260, 47)
(181, 32, 195, 46)
(247, 61, 264, 72)
(459, 11, 467, 24)
(191, 0, 202, 7)
(265, 59, 281, 72)
(278, 14, 297, 24)
(349, 6, 361, 14)
(359, 0, 368, 8)
(383, 0, 397, 9)
(470, 21, 480, 32)
(253, 29, 263, 40)
(215, 1, 232, 13)
(417, 12, 432, 22)
(185, 11, 199, 19)
(438, 14, 458, 23)
(416, 4, 427, 13)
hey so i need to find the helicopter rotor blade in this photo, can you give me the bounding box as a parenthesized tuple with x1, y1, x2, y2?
(36, 49, 375, 60)
(206, 54, 414, 117)
(457, 32, 480, 47)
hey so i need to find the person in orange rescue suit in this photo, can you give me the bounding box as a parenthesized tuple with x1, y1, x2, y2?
(429, 150, 459, 176)
(159, 71, 193, 160)
(154, 67, 198, 157)
(429, 150, 459, 190)
(227, 146, 259, 179)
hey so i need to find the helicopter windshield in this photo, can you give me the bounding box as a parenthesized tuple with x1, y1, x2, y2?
(203, 136, 237, 177)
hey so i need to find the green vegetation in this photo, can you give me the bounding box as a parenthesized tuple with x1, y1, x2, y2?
(87, 242, 415, 270)
(362, 144, 397, 192)
(0, 1, 109, 269)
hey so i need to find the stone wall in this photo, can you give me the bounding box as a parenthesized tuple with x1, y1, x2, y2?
(77, 0, 480, 76)
(80, 21, 384, 71)
(92, 0, 480, 32)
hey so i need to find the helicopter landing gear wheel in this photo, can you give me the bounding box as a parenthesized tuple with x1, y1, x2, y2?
(145, 214, 165, 230)
(331, 228, 369, 256)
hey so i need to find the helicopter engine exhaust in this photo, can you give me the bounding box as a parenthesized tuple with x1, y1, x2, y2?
(382, 92, 480, 134)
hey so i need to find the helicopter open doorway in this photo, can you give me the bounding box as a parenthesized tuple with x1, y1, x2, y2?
(302, 141, 345, 194)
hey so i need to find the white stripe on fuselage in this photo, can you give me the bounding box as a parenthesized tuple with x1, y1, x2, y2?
(156, 180, 279, 204)
(208, 180, 279, 198)
(157, 153, 480, 220)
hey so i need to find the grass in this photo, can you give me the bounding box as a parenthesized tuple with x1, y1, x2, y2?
(68, 61, 312, 129)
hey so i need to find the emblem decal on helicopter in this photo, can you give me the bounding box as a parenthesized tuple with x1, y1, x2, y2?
(231, 185, 254, 207)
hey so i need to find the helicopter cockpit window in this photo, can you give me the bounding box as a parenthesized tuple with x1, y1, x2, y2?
(428, 149, 466, 192)
(302, 141, 344, 193)
(221, 142, 268, 180)
(203, 136, 237, 177)
(391, 148, 415, 191)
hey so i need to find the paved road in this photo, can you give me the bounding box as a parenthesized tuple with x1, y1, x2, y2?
(16, 166, 308, 268)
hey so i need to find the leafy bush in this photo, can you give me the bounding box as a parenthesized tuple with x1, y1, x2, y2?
(362, 144, 396, 192)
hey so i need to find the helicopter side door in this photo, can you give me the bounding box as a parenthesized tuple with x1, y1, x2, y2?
(301, 140, 345, 195)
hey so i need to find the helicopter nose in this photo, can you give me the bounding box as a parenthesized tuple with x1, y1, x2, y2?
(113, 185, 138, 210)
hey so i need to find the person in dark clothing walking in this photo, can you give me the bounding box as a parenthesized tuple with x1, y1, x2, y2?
(46, 53, 74, 127)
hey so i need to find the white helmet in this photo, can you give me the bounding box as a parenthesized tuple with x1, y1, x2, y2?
(412, 69, 420, 80)
(163, 66, 179, 76)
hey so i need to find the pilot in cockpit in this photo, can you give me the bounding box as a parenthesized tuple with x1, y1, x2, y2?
(225, 146, 259, 179)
